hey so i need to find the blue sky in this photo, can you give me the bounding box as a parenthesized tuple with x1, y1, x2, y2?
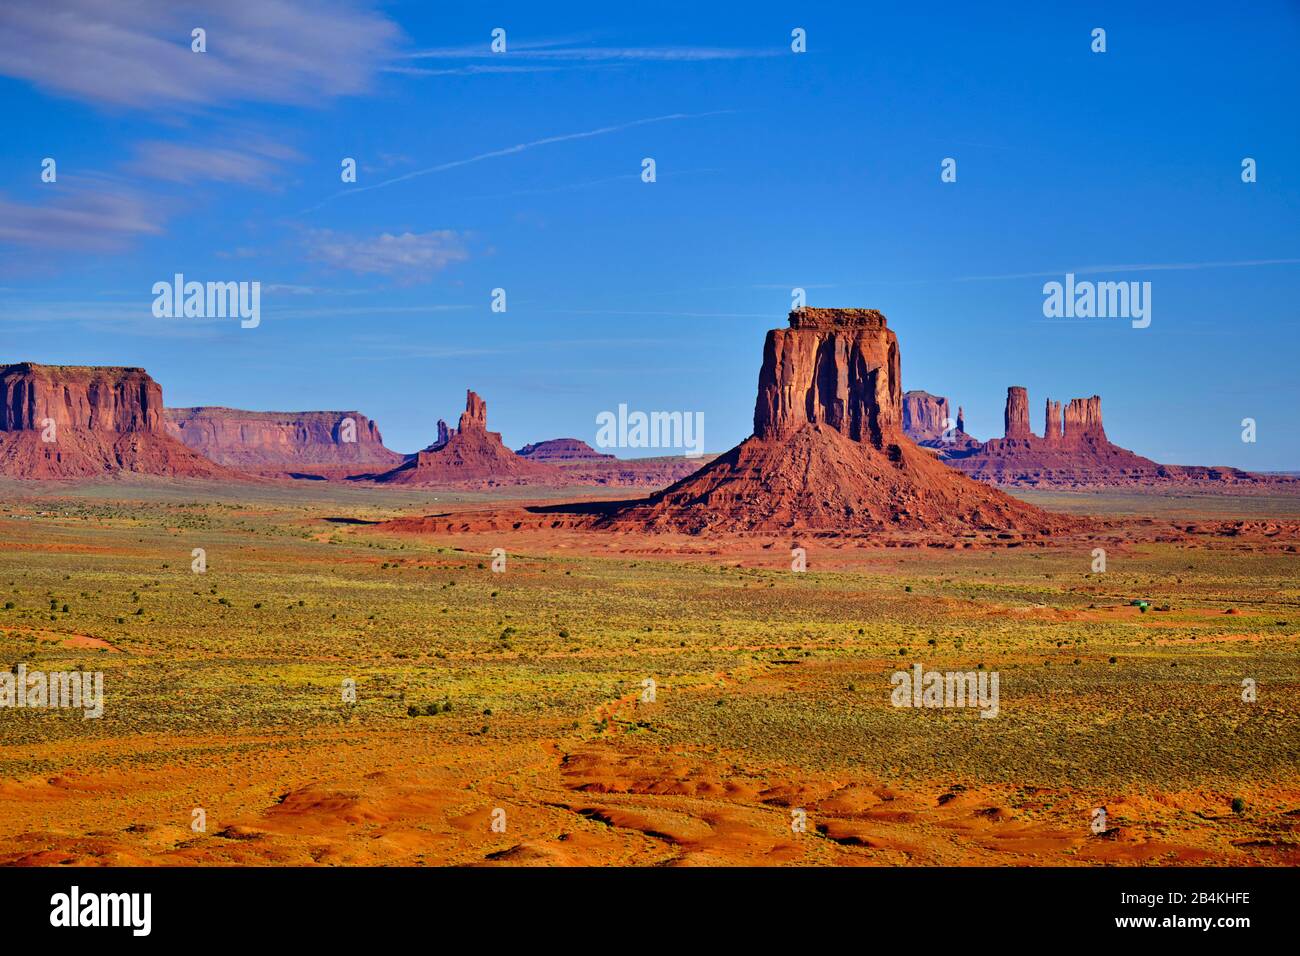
(1, 0, 1297, 467)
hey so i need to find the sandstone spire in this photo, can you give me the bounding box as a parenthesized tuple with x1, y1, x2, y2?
(1004, 386, 1031, 440)
(1044, 399, 1062, 443)
(374, 389, 561, 486)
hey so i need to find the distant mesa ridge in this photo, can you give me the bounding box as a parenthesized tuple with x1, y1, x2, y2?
(516, 436, 711, 486)
(517, 438, 615, 462)
(165, 407, 403, 469)
(0, 355, 1290, 493)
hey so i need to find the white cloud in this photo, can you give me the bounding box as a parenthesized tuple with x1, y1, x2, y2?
(0, 184, 163, 251)
(305, 230, 469, 281)
(0, 0, 401, 109)
(128, 139, 301, 186)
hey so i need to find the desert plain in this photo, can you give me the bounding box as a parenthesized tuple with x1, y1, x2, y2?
(0, 478, 1295, 867)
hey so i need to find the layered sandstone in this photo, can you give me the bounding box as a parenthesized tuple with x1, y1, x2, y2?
(0, 363, 231, 479)
(1064, 396, 1105, 442)
(165, 407, 403, 471)
(583, 309, 1066, 535)
(754, 308, 900, 446)
(372, 390, 565, 486)
(902, 391, 950, 442)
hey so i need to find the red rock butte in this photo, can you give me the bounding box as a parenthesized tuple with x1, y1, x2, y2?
(589, 309, 1068, 535)
(373, 389, 564, 486)
(0, 363, 230, 479)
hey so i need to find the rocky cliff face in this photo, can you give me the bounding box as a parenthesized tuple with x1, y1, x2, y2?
(754, 308, 900, 447)
(165, 407, 402, 469)
(902, 390, 950, 442)
(1063, 396, 1105, 443)
(0, 363, 229, 479)
(589, 309, 1065, 536)
(906, 391, 979, 451)
(2, 363, 163, 432)
(373, 390, 564, 487)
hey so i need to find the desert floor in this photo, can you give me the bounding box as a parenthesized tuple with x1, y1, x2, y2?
(0, 479, 1296, 866)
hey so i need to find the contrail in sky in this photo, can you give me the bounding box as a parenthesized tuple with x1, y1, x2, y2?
(300, 110, 731, 213)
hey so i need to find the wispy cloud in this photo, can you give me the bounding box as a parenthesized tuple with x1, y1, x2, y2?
(304, 229, 470, 281)
(0, 183, 164, 252)
(301, 111, 731, 212)
(127, 139, 301, 186)
(0, 0, 401, 109)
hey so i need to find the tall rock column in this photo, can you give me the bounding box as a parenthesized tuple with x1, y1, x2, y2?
(1044, 399, 1063, 443)
(1004, 386, 1032, 440)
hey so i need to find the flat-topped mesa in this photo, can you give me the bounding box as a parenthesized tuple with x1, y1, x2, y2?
(1044, 399, 1063, 443)
(517, 438, 615, 462)
(902, 390, 951, 442)
(1, 363, 163, 433)
(0, 362, 230, 479)
(1003, 386, 1032, 440)
(1064, 395, 1105, 443)
(787, 307, 889, 331)
(164, 407, 402, 468)
(754, 308, 901, 448)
